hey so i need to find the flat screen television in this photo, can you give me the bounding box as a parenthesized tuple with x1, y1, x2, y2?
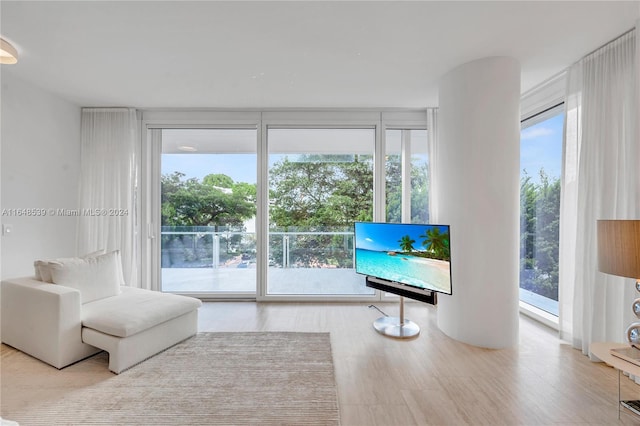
(354, 222, 452, 301)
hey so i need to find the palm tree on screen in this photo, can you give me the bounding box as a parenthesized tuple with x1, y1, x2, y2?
(420, 227, 449, 259)
(398, 235, 416, 252)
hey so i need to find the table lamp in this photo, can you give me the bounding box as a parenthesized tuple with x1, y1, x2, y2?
(597, 220, 640, 346)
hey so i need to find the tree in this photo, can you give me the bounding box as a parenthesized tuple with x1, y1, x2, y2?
(385, 155, 429, 223)
(202, 173, 234, 189)
(519, 169, 560, 301)
(419, 226, 450, 261)
(268, 154, 374, 267)
(385, 155, 403, 222)
(410, 159, 429, 223)
(398, 235, 416, 252)
(160, 172, 257, 267)
(161, 172, 256, 228)
(269, 155, 374, 229)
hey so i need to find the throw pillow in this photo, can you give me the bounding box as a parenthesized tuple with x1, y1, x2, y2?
(33, 249, 107, 283)
(33, 260, 48, 282)
(49, 250, 123, 304)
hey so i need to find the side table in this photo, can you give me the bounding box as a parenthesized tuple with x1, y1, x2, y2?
(590, 342, 640, 419)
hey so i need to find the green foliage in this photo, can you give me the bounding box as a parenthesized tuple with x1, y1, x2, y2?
(268, 155, 374, 229)
(161, 172, 257, 267)
(385, 156, 402, 222)
(419, 226, 450, 261)
(398, 235, 416, 252)
(161, 152, 431, 270)
(202, 173, 234, 189)
(268, 155, 373, 267)
(385, 155, 429, 223)
(161, 172, 256, 228)
(520, 169, 560, 301)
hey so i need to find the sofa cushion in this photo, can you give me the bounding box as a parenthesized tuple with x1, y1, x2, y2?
(34, 249, 107, 283)
(81, 287, 202, 338)
(49, 250, 123, 304)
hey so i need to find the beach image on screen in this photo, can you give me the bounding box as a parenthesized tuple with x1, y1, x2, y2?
(354, 222, 452, 294)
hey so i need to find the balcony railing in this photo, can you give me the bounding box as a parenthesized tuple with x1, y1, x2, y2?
(160, 226, 369, 294)
(161, 226, 355, 270)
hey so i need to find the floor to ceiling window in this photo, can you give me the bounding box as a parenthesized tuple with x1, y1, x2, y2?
(266, 128, 375, 296)
(519, 105, 563, 316)
(142, 111, 430, 300)
(159, 128, 257, 296)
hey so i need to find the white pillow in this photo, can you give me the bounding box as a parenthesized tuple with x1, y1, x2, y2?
(34, 249, 107, 283)
(33, 260, 47, 282)
(49, 250, 123, 304)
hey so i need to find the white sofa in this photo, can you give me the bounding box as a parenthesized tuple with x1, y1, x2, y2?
(0, 251, 202, 374)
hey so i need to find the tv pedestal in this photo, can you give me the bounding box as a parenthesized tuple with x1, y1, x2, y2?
(373, 296, 420, 339)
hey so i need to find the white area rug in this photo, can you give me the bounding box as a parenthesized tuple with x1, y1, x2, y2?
(3, 332, 339, 425)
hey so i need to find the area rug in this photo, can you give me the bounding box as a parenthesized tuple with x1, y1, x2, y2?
(8, 332, 340, 425)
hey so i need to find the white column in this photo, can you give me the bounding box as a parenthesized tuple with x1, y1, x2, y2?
(435, 57, 521, 348)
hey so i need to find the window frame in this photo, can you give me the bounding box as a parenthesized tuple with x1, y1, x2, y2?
(518, 72, 566, 329)
(141, 109, 430, 302)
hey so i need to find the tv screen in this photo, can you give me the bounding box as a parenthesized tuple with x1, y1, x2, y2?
(354, 222, 452, 296)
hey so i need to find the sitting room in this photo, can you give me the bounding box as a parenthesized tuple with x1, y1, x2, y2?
(1, 1, 640, 425)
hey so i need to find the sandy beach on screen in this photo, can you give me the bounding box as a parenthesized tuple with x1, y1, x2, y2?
(404, 254, 450, 273)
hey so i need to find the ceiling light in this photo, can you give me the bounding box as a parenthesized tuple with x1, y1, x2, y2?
(178, 145, 197, 152)
(0, 38, 18, 64)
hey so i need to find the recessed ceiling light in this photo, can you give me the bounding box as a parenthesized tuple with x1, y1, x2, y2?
(178, 145, 197, 152)
(0, 38, 18, 64)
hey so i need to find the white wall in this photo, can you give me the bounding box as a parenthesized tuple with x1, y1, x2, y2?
(1, 71, 81, 279)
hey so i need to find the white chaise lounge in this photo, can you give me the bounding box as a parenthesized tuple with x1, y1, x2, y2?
(0, 250, 202, 373)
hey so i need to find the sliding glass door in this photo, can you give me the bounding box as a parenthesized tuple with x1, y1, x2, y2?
(159, 128, 257, 295)
(143, 111, 430, 300)
(266, 128, 375, 296)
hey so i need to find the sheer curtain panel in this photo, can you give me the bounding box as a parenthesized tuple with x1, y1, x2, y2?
(77, 108, 139, 287)
(559, 28, 638, 355)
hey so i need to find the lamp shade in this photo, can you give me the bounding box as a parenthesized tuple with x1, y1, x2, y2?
(0, 38, 18, 64)
(597, 220, 640, 279)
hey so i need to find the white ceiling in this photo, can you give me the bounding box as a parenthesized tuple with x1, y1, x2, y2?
(1, 1, 638, 109)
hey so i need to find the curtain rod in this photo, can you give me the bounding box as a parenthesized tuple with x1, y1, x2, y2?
(580, 26, 635, 61)
(81, 107, 135, 112)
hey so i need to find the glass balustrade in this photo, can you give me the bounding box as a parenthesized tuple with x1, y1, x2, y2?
(160, 227, 371, 295)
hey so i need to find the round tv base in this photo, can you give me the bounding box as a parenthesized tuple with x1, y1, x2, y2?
(373, 316, 420, 339)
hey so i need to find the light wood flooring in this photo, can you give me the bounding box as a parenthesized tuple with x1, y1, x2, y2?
(3, 301, 640, 425)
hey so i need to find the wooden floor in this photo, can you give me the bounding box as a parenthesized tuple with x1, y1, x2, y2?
(3, 301, 640, 425)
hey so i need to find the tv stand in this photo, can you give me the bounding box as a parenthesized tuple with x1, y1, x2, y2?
(372, 296, 420, 339)
(364, 276, 437, 339)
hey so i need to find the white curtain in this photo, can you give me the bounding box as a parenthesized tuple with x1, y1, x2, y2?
(77, 108, 139, 287)
(559, 28, 639, 355)
(426, 108, 439, 223)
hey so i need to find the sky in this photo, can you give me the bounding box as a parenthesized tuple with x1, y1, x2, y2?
(354, 222, 449, 252)
(520, 113, 563, 184)
(162, 154, 258, 184)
